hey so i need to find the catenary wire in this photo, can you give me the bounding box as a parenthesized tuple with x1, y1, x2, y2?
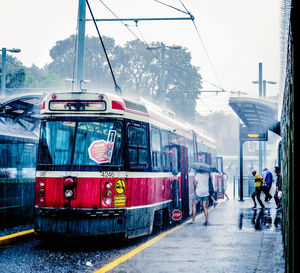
(86, 0, 121, 94)
(97, 0, 225, 92)
(177, 0, 224, 89)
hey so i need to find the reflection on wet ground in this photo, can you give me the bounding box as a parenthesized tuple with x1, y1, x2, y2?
(238, 207, 282, 231)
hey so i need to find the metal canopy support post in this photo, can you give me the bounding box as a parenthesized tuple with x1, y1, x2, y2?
(258, 63, 263, 174)
(239, 124, 244, 201)
(160, 42, 165, 103)
(1, 48, 6, 98)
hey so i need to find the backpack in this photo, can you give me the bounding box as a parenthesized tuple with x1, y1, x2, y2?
(208, 176, 214, 196)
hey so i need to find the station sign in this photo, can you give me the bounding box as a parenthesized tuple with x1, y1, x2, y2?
(240, 127, 268, 142)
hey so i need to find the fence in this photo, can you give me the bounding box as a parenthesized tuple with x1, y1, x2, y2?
(233, 176, 255, 199)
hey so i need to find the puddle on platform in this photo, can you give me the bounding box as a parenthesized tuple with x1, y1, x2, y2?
(238, 207, 282, 231)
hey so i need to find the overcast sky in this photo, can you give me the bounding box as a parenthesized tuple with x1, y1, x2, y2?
(0, 0, 282, 114)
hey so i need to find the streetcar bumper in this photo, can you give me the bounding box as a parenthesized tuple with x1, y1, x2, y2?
(34, 207, 126, 237)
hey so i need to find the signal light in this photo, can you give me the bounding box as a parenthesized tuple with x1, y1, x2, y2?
(105, 182, 112, 190)
(64, 177, 75, 188)
(104, 198, 112, 206)
(39, 189, 45, 196)
(112, 100, 125, 111)
(39, 198, 45, 204)
(52, 95, 57, 99)
(41, 101, 45, 110)
(104, 190, 112, 197)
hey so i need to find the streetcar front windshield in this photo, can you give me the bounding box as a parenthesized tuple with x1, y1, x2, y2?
(38, 120, 123, 166)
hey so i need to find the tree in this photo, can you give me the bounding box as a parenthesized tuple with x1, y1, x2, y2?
(164, 48, 202, 121)
(46, 35, 203, 120)
(0, 55, 25, 89)
(47, 35, 118, 90)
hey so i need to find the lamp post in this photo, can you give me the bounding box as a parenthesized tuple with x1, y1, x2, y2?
(1, 47, 21, 98)
(146, 42, 182, 104)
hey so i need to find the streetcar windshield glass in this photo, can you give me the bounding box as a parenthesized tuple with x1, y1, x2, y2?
(38, 121, 123, 166)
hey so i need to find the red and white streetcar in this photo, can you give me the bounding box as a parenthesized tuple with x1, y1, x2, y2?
(34, 91, 221, 239)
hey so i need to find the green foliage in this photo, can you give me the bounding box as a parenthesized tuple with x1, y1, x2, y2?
(0, 55, 25, 89)
(6, 68, 26, 88)
(0, 54, 66, 91)
(45, 35, 203, 120)
(23, 65, 66, 88)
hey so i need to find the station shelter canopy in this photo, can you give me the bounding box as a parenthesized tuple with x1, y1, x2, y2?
(0, 92, 45, 140)
(228, 96, 280, 136)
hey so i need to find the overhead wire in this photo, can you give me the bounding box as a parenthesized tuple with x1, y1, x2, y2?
(97, 0, 147, 43)
(97, 0, 165, 66)
(177, 0, 224, 89)
(96, 0, 225, 93)
(86, 0, 121, 94)
(154, 0, 191, 16)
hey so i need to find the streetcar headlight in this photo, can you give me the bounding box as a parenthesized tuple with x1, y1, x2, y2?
(65, 189, 74, 198)
(104, 198, 112, 206)
(105, 182, 112, 190)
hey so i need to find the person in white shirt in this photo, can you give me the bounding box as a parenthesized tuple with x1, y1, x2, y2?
(191, 170, 210, 225)
(222, 172, 230, 200)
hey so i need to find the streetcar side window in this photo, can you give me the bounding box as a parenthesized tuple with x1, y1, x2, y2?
(127, 123, 150, 169)
(151, 128, 162, 171)
(161, 131, 171, 172)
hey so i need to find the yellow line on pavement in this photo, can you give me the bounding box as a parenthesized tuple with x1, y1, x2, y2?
(0, 229, 34, 247)
(95, 202, 222, 273)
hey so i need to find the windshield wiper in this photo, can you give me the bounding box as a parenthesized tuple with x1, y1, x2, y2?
(70, 122, 78, 164)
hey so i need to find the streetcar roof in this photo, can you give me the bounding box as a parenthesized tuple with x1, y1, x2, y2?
(41, 91, 216, 147)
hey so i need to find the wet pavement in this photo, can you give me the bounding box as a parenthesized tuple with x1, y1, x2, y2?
(0, 190, 285, 273)
(102, 198, 285, 273)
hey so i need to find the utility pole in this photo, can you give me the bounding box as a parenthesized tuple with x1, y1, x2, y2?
(146, 42, 182, 104)
(76, 0, 86, 91)
(0, 47, 21, 98)
(76, 0, 193, 93)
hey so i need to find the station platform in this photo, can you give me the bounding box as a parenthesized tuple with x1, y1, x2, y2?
(99, 198, 285, 273)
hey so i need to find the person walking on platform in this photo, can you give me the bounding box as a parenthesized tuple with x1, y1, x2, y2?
(262, 168, 273, 202)
(222, 172, 230, 200)
(274, 166, 282, 209)
(191, 169, 211, 225)
(251, 170, 265, 209)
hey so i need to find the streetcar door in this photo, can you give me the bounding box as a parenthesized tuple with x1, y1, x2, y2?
(216, 156, 224, 173)
(180, 145, 189, 220)
(170, 144, 189, 221)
